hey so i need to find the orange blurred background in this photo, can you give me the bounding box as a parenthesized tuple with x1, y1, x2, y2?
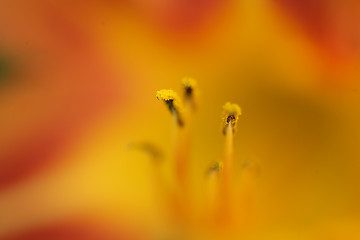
(0, 0, 360, 239)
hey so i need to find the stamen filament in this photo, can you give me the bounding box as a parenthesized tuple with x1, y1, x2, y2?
(206, 161, 223, 223)
(224, 124, 234, 182)
(167, 96, 190, 225)
(218, 124, 234, 225)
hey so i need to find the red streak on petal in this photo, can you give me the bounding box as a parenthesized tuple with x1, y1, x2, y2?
(274, 0, 327, 36)
(1, 219, 142, 240)
(0, 131, 65, 190)
(273, 0, 360, 62)
(142, 0, 229, 41)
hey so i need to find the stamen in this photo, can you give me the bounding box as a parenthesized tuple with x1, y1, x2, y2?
(207, 161, 224, 175)
(156, 89, 185, 127)
(181, 77, 197, 98)
(217, 102, 241, 226)
(181, 77, 198, 110)
(221, 102, 241, 135)
(157, 89, 190, 221)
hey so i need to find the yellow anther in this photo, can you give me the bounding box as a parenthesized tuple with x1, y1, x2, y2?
(156, 89, 178, 101)
(156, 89, 184, 126)
(221, 102, 241, 135)
(181, 77, 197, 93)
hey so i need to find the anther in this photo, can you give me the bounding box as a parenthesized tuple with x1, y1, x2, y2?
(221, 102, 241, 135)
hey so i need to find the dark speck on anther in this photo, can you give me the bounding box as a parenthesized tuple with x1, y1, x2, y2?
(165, 99, 175, 112)
(185, 86, 193, 97)
(227, 115, 235, 123)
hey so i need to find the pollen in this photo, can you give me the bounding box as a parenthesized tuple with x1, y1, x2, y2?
(156, 89, 177, 101)
(156, 89, 184, 126)
(221, 102, 242, 135)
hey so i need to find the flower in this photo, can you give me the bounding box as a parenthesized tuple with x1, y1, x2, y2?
(1, 0, 360, 239)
